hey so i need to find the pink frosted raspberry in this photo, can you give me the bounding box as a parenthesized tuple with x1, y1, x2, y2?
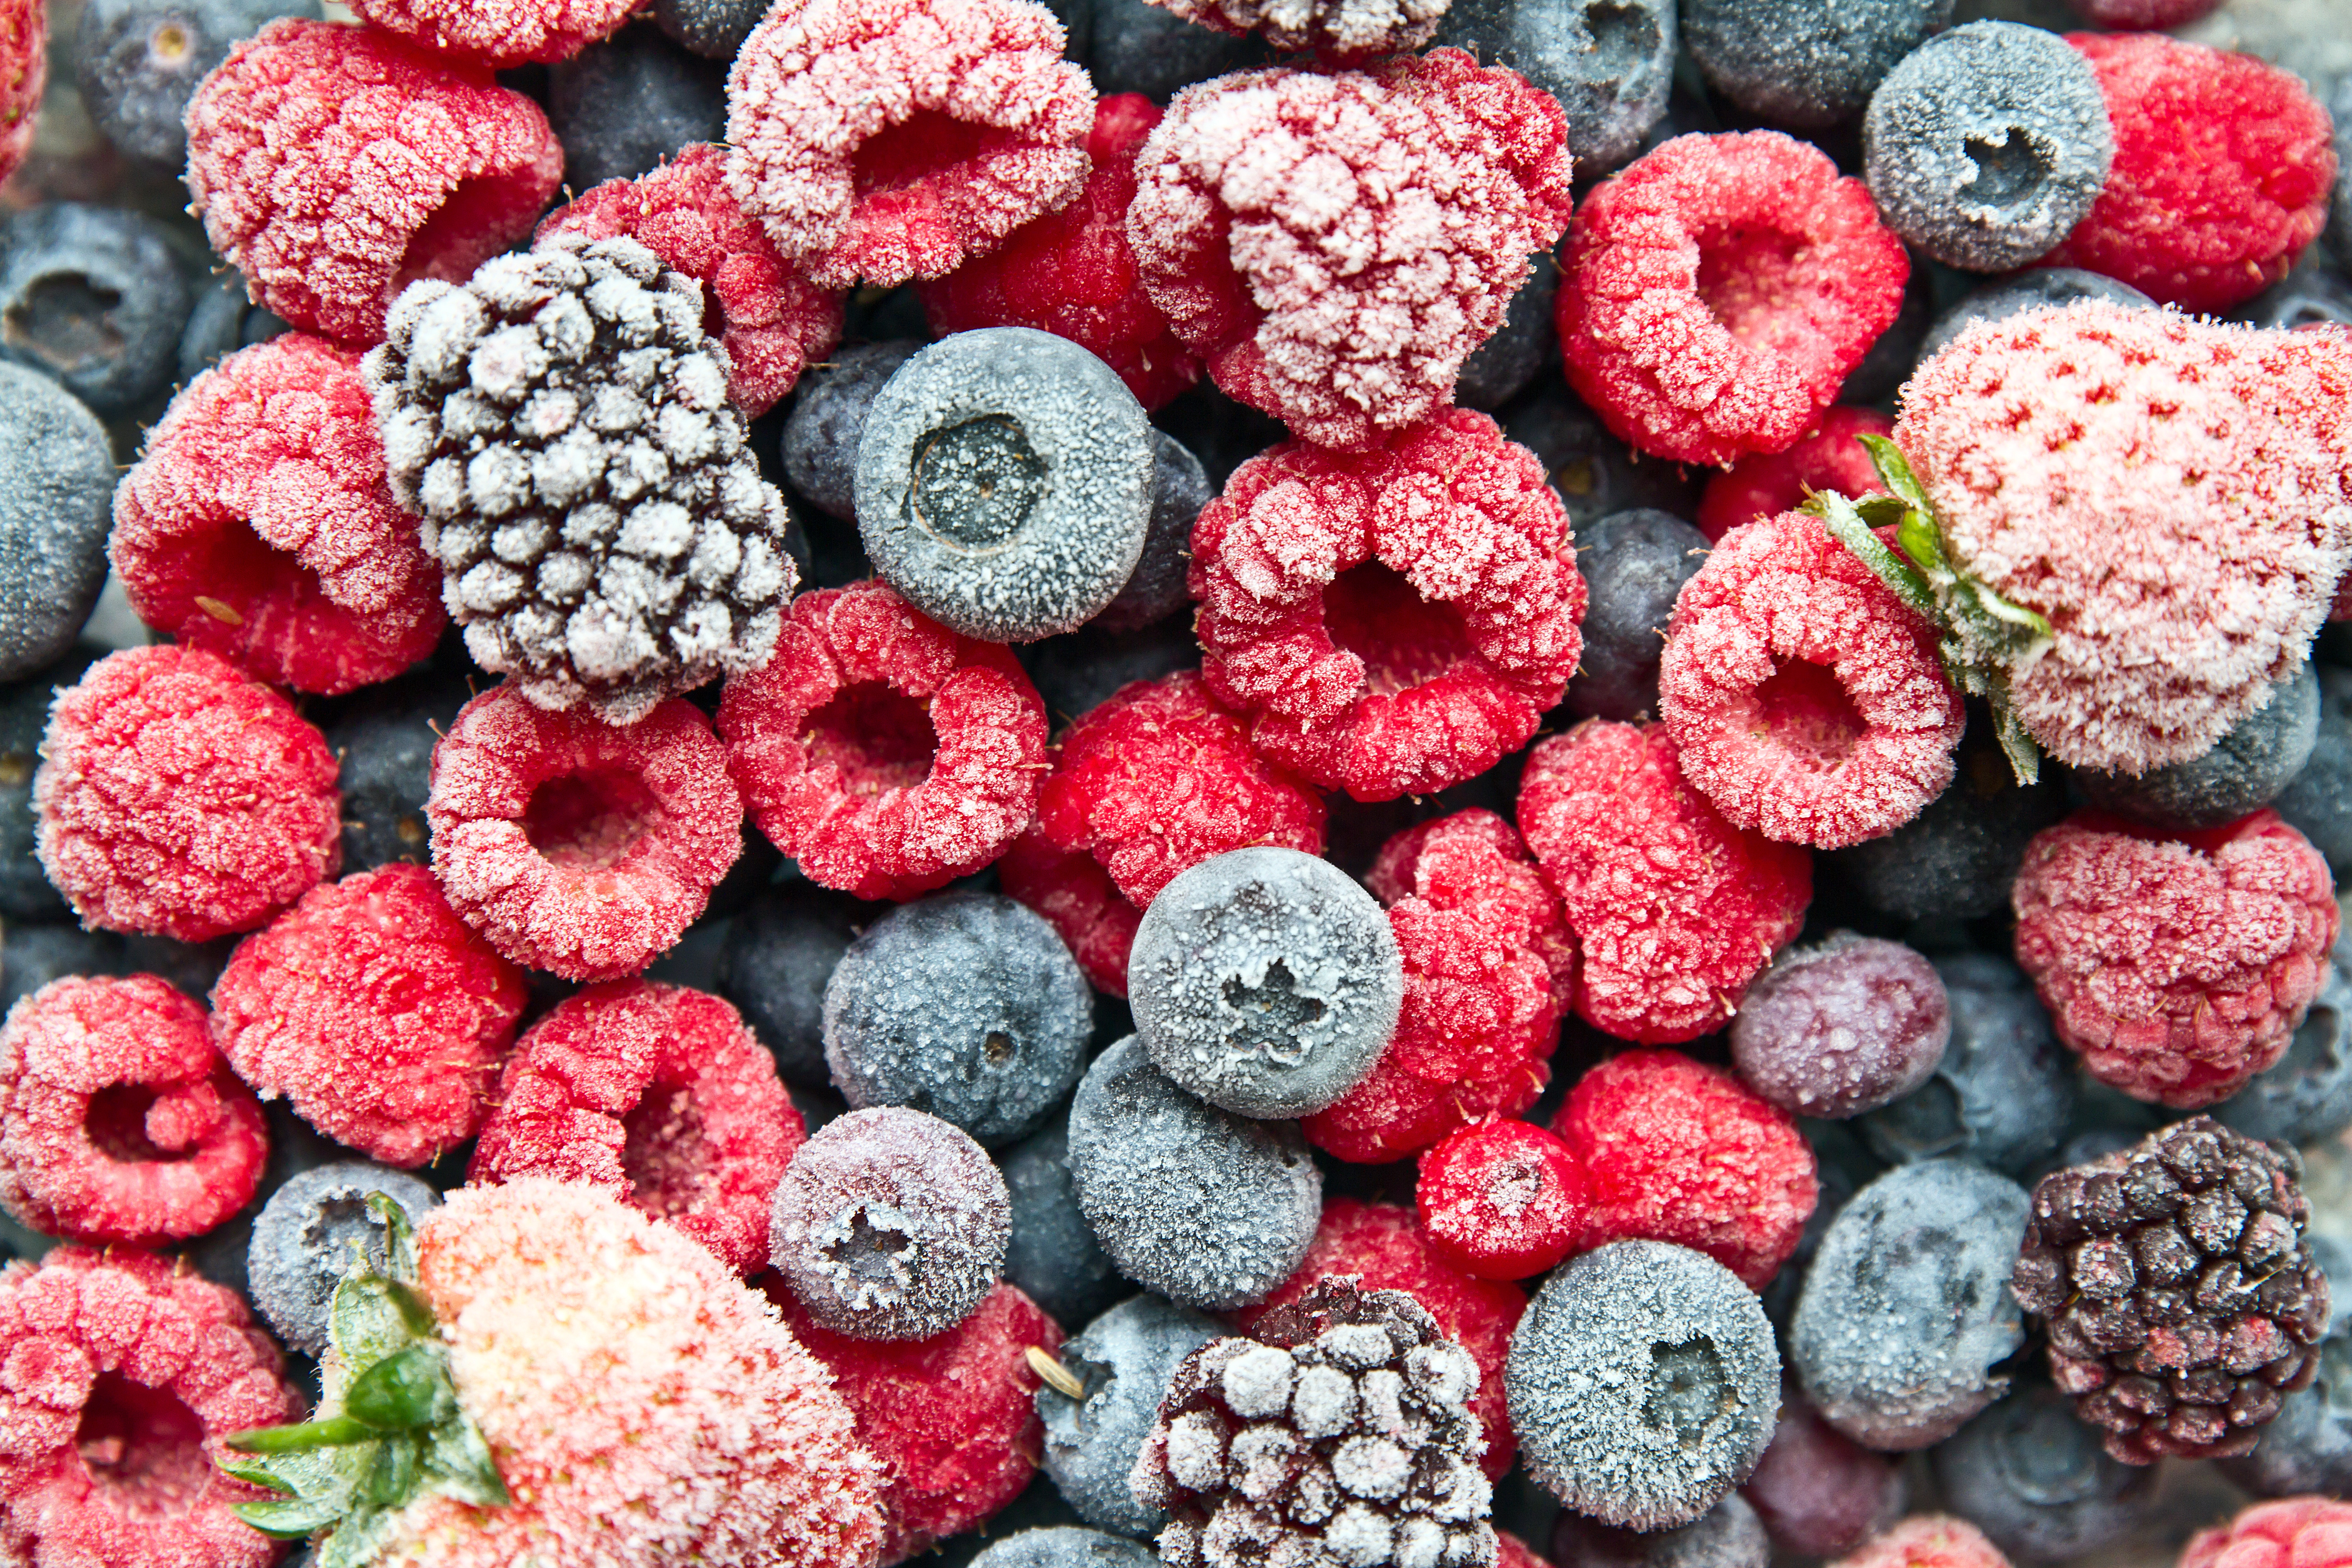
(1696, 407, 1892, 543)
(208, 863, 529, 1167)
(2011, 809, 2339, 1109)
(470, 980, 800, 1275)
(2181, 1499, 2352, 1568)
(1832, 1516, 2013, 1568)
(1559, 132, 1910, 467)
(0, 977, 266, 1248)
(1191, 411, 1585, 800)
(723, 0, 1094, 291)
(717, 580, 1047, 903)
(111, 333, 442, 695)
(537, 143, 844, 417)
(0, 2, 43, 195)
(34, 647, 342, 943)
(1130, 50, 1573, 449)
(184, 20, 563, 345)
(1659, 510, 1964, 849)
(427, 683, 743, 982)
(347, 0, 638, 67)
(1517, 720, 1812, 1043)
(1416, 1118, 1592, 1282)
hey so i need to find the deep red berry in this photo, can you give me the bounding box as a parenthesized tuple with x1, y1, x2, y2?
(428, 683, 743, 982)
(34, 647, 342, 943)
(1559, 132, 1910, 467)
(348, 0, 638, 67)
(1416, 1119, 1591, 1283)
(2183, 1499, 2352, 1568)
(471, 980, 800, 1275)
(0, 977, 266, 1248)
(0, 1, 45, 194)
(1743, 1385, 1907, 1558)
(718, 580, 1047, 903)
(1695, 407, 1892, 544)
(995, 831, 1141, 997)
(209, 863, 529, 1168)
(1831, 1516, 2011, 1568)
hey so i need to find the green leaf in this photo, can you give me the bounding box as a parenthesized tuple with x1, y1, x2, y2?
(217, 1458, 297, 1494)
(227, 1415, 379, 1453)
(1814, 489, 1938, 619)
(315, 1510, 403, 1568)
(332, 1277, 423, 1368)
(1859, 435, 1933, 515)
(424, 1413, 514, 1510)
(1992, 702, 2043, 787)
(366, 1191, 418, 1277)
(232, 1494, 349, 1539)
(344, 1346, 458, 1432)
(1969, 578, 2055, 642)
(1851, 494, 1911, 529)
(363, 1434, 423, 1510)
(1895, 508, 1950, 582)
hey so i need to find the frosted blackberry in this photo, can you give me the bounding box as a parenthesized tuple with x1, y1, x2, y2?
(1002, 1115, 1126, 1330)
(1039, 1292, 1223, 1537)
(0, 646, 99, 920)
(1862, 22, 2113, 274)
(1561, 507, 1705, 723)
(245, 1161, 442, 1356)
(2220, 1235, 2352, 1499)
(779, 340, 920, 523)
(1860, 954, 2075, 1177)
(2216, 941, 2352, 1147)
(367, 238, 797, 725)
(320, 668, 472, 876)
(1931, 1382, 2155, 1564)
(1503, 383, 1700, 535)
(1129, 847, 1404, 1120)
(1790, 1159, 2031, 1450)
(1136, 1276, 1497, 1568)
(1093, 429, 1213, 634)
(1914, 268, 2152, 370)
(0, 204, 192, 418)
(1456, 252, 1559, 413)
(78, 0, 316, 171)
(768, 1105, 1011, 1341)
(651, 0, 766, 55)
(2276, 666, 2352, 876)
(1550, 1494, 1769, 1568)
(1066, 1035, 1321, 1312)
(970, 1529, 1160, 1568)
(1828, 717, 2067, 921)
(546, 24, 726, 192)
(1730, 934, 1951, 1119)
(1681, 0, 1953, 129)
(1433, 0, 1673, 175)
(0, 363, 118, 683)
(822, 891, 1093, 1147)
(855, 328, 1157, 643)
(715, 880, 871, 1089)
(2080, 664, 2321, 832)
(1507, 1240, 1779, 1532)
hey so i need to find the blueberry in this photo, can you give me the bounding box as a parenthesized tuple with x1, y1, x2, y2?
(2234, 258, 2352, 332)
(186, 1101, 377, 1305)
(1018, 616, 1202, 726)
(1450, 254, 1561, 414)
(1091, 429, 1212, 634)
(968, 1530, 1157, 1568)
(1503, 383, 1701, 535)
(176, 269, 289, 384)
(1760, 1144, 1861, 1331)
(858, 328, 1158, 642)
(650, 0, 768, 57)
(546, 24, 727, 192)
(2220, 1234, 2352, 1498)
(1000, 1111, 1127, 1330)
(0, 645, 101, 920)
(1915, 268, 2153, 370)
(2276, 665, 2352, 876)
(1431, 0, 1675, 175)
(823, 891, 1093, 1147)
(780, 339, 921, 523)
(1839, 257, 1936, 408)
(1562, 508, 1708, 723)
(1507, 1240, 1781, 1532)
(1827, 713, 2066, 920)
(0, 364, 118, 682)
(1859, 954, 2075, 1177)
(0, 204, 193, 418)
(77, 0, 318, 170)
(2329, 74, 2352, 271)
(1066, 1035, 1322, 1312)
(1551, 1493, 1770, 1568)
(1931, 1380, 2155, 1564)
(245, 1162, 443, 1355)
(319, 668, 473, 876)
(1733, 934, 1950, 1118)
(1087, 0, 1268, 101)
(1681, 0, 1954, 130)
(1151, 380, 1287, 490)
(1128, 847, 1403, 1119)
(2078, 663, 2318, 831)
(1789, 1159, 2030, 1450)
(0, 924, 125, 1014)
(2213, 934, 2352, 1147)
(716, 880, 873, 1089)
(1038, 1292, 1223, 1536)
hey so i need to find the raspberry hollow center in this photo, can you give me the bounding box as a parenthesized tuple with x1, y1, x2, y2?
(1749, 658, 1867, 772)
(1645, 1337, 1734, 1448)
(75, 1373, 211, 1521)
(1325, 562, 1476, 696)
(395, 175, 549, 299)
(523, 767, 662, 869)
(852, 109, 1013, 205)
(1694, 223, 1813, 349)
(911, 414, 1049, 548)
(804, 681, 937, 796)
(621, 1085, 713, 1221)
(172, 504, 318, 631)
(86, 1083, 185, 1164)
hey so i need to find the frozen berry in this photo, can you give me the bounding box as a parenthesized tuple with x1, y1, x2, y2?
(715, 880, 871, 1088)
(973, 1528, 1158, 1568)
(1913, 268, 2151, 373)
(1682, 0, 1947, 127)
(1153, 0, 1444, 54)
(1831, 1516, 2012, 1568)
(0, 368, 114, 684)
(1506, 382, 1704, 536)
(176, 270, 293, 386)
(0, 647, 99, 921)
(1932, 1382, 2155, 1564)
(2280, 666, 2352, 877)
(1828, 717, 2067, 922)
(0, 204, 191, 420)
(1741, 1387, 1907, 1558)
(2078, 665, 2321, 834)
(0, 0, 39, 192)
(1431, 0, 1674, 175)
(1455, 251, 1560, 413)
(113, 333, 444, 695)
(1086, 0, 1264, 101)
(1553, 1494, 1770, 1568)
(1857, 955, 2074, 1177)
(544, 24, 723, 192)
(1731, 934, 1950, 1119)
(1564, 509, 1710, 722)
(321, 668, 472, 876)
(2216, 941, 2352, 1148)
(1694, 407, 1891, 545)
(1093, 440, 1214, 641)
(1000, 1114, 1123, 1330)
(780, 342, 921, 523)
(2183, 1499, 2352, 1568)
(75, 0, 295, 172)
(1039, 1292, 1224, 1537)
(243, 1159, 440, 1355)
(2220, 1238, 2352, 1499)
(349, 0, 633, 66)
(652, 0, 763, 54)
(1417, 1119, 1590, 1283)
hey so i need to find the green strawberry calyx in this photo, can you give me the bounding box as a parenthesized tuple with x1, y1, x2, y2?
(219, 1193, 510, 1564)
(1803, 433, 2055, 786)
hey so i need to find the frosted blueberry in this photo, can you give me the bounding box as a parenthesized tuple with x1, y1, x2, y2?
(1038, 1293, 1223, 1537)
(1682, 0, 1953, 130)
(1859, 954, 2075, 1177)
(245, 1162, 442, 1356)
(1433, 0, 1675, 173)
(718, 880, 872, 1089)
(1002, 1112, 1127, 1329)
(1092, 429, 1212, 633)
(779, 339, 919, 523)
(2215, 930, 2352, 1147)
(0, 366, 115, 682)
(2079, 663, 2320, 831)
(1914, 268, 2152, 370)
(2277, 666, 2352, 876)
(1931, 1381, 2155, 1563)
(1551, 1492, 1771, 1568)
(969, 1529, 1161, 1568)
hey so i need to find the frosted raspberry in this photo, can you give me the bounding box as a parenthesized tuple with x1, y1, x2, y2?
(723, 0, 1093, 291)
(1130, 50, 1574, 449)
(774, 1282, 1062, 1562)
(208, 863, 529, 1167)
(2182, 1499, 2352, 1568)
(1891, 301, 2352, 774)
(918, 94, 1198, 412)
(0, 977, 266, 1247)
(1559, 132, 1911, 467)
(1552, 1048, 1818, 1290)
(2011, 809, 2339, 1109)
(1659, 510, 1964, 850)
(1230, 1198, 1528, 1481)
(0, 1, 44, 193)
(537, 144, 844, 417)
(348, 0, 638, 68)
(0, 1246, 300, 1567)
(1303, 810, 1573, 1163)
(995, 832, 1142, 997)
(717, 580, 1047, 903)
(111, 334, 442, 695)
(183, 20, 564, 345)
(1516, 720, 1812, 1044)
(471, 980, 799, 1274)
(1191, 411, 1585, 800)
(1695, 407, 1892, 544)
(33, 647, 342, 943)
(2043, 35, 2337, 314)
(1416, 1118, 1592, 1283)
(427, 683, 743, 981)
(1832, 1516, 2012, 1568)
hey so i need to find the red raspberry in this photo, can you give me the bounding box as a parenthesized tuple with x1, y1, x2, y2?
(918, 94, 1197, 412)
(995, 832, 1141, 996)
(1831, 1516, 2011, 1568)
(1191, 411, 1585, 800)
(2044, 35, 2337, 314)
(1551, 1048, 1818, 1290)
(1303, 809, 1573, 1163)
(207, 863, 529, 1168)
(2011, 809, 2339, 1109)
(0, 977, 266, 1248)
(111, 334, 443, 695)
(470, 980, 800, 1275)
(427, 683, 743, 982)
(33, 647, 342, 943)
(1559, 132, 1910, 467)
(1695, 407, 1892, 544)
(1415, 1118, 1591, 1282)
(1130, 50, 1573, 449)
(723, 0, 1093, 291)
(1516, 720, 1812, 1044)
(536, 144, 844, 417)
(2183, 1499, 2352, 1568)
(1497, 1534, 1546, 1568)
(348, 0, 637, 67)
(184, 20, 563, 344)
(773, 1281, 1061, 1561)
(1230, 1198, 1528, 1480)
(0, 1, 45, 192)
(0, 1246, 300, 1566)
(717, 580, 1047, 903)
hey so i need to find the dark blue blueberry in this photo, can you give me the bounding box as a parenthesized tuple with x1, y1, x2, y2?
(999, 1112, 1126, 1329)
(1681, 0, 1954, 129)
(1432, 0, 1675, 175)
(2214, 931, 2352, 1147)
(1857, 954, 2074, 1178)
(0, 203, 193, 417)
(181, 1100, 348, 1305)
(244, 1161, 442, 1355)
(1931, 1380, 2155, 1563)
(1092, 428, 1212, 634)
(650, 0, 768, 57)
(1502, 382, 1701, 535)
(546, 24, 727, 192)
(319, 669, 474, 876)
(76, 0, 319, 171)
(1838, 253, 1935, 408)
(1086, 0, 1267, 102)
(1915, 267, 2153, 371)
(0, 923, 125, 1014)
(2221, 1233, 2352, 1499)
(2234, 257, 2352, 332)
(1827, 712, 2066, 920)
(781, 340, 921, 523)
(0, 363, 118, 681)
(1562, 508, 1708, 722)
(1455, 252, 1559, 412)
(1761, 1132, 1862, 1330)
(0, 644, 102, 920)
(716, 880, 874, 1088)
(1551, 1493, 1770, 1568)
(119, 931, 237, 1003)
(1017, 615, 1202, 728)
(2328, 73, 2352, 273)
(1037, 1292, 1222, 1535)
(2078, 663, 2318, 831)
(1152, 379, 1286, 490)
(2275, 665, 2352, 876)
(967, 1530, 1156, 1568)
(927, 1475, 1091, 1568)
(176, 269, 289, 384)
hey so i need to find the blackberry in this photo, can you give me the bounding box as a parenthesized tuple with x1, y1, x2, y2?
(1827, 712, 2066, 921)
(715, 879, 873, 1088)
(779, 340, 921, 525)
(2011, 1117, 2330, 1464)
(368, 238, 797, 724)
(970, 1530, 1160, 1568)
(1560, 508, 1708, 723)
(1859, 954, 2076, 1177)
(1431, 0, 1675, 175)
(175, 269, 289, 384)
(1729, 933, 1951, 1119)
(650, 0, 766, 56)
(1136, 1275, 1497, 1568)
(1087, 0, 1268, 102)
(0, 363, 120, 683)
(2275, 665, 2352, 876)
(1501, 383, 1700, 536)
(244, 1161, 442, 1356)
(0, 645, 101, 920)
(1914, 268, 2152, 371)
(1018, 615, 1202, 726)
(1930, 1381, 2156, 1565)
(1039, 1292, 1224, 1537)
(1455, 253, 1558, 413)
(2220, 1235, 2352, 1499)
(2215, 941, 2352, 1147)
(546, 24, 726, 193)
(1550, 1494, 1769, 1568)
(1000, 1114, 1126, 1330)
(2079, 664, 2320, 832)
(318, 667, 473, 876)
(1093, 429, 1213, 635)
(75, 0, 313, 172)
(0, 203, 192, 418)
(1681, 0, 1954, 130)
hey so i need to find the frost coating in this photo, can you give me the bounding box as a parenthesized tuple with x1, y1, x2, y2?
(245, 1161, 441, 1356)
(1730, 934, 1951, 1119)
(1431, 0, 1676, 175)
(0, 362, 122, 682)
(1151, 0, 1449, 55)
(1039, 1293, 1224, 1537)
